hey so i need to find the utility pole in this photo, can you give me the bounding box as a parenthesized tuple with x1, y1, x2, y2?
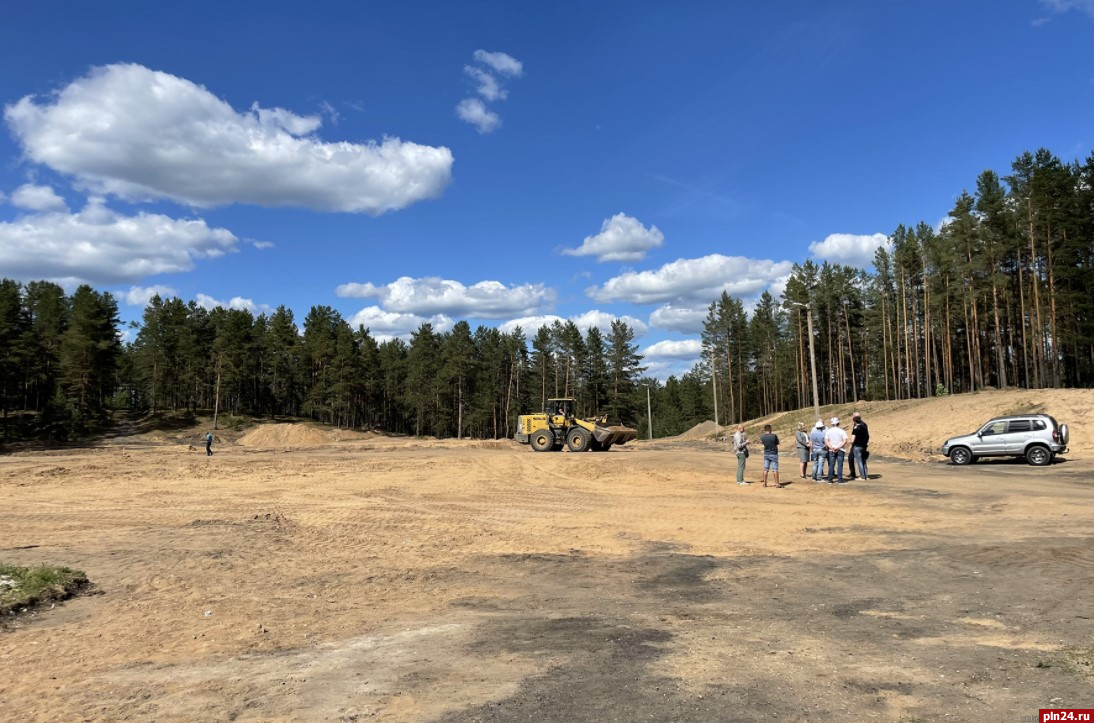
(843, 299, 858, 404)
(790, 302, 821, 422)
(645, 384, 653, 440)
(710, 351, 719, 431)
(212, 362, 222, 431)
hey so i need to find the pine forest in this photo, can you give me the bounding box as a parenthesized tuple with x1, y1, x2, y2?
(2, 148, 1093, 444)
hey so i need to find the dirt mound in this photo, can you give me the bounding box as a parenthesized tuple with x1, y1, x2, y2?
(860, 388, 1090, 462)
(660, 389, 1090, 462)
(752, 388, 1092, 462)
(676, 420, 726, 440)
(236, 423, 332, 448)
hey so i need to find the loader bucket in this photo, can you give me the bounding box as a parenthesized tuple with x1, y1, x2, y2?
(593, 424, 637, 446)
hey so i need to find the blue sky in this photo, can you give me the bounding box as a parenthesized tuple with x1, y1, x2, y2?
(2, 0, 1093, 378)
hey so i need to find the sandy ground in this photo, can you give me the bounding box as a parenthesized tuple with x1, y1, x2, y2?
(2, 393, 1093, 721)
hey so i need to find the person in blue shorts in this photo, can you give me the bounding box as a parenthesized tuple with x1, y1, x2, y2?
(759, 424, 783, 488)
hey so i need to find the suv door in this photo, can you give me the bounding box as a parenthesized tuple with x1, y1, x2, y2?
(1003, 418, 1033, 454)
(974, 420, 1009, 456)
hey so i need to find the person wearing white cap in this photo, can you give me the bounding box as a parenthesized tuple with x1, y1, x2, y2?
(808, 419, 827, 481)
(824, 417, 848, 483)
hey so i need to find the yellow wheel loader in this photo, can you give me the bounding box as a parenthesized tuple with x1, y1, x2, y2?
(514, 398, 637, 452)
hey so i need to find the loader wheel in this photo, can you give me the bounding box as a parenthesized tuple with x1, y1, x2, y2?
(566, 428, 591, 452)
(530, 430, 553, 452)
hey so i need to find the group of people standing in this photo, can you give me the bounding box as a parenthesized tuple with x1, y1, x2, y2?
(732, 413, 870, 487)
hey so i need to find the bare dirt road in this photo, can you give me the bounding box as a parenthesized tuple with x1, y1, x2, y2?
(2, 427, 1092, 721)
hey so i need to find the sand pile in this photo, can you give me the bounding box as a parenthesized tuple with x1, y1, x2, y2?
(860, 388, 1090, 462)
(237, 423, 332, 448)
(676, 420, 726, 440)
(662, 389, 1089, 462)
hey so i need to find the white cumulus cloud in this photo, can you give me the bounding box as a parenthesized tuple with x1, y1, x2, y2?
(194, 293, 271, 315)
(456, 50, 522, 133)
(472, 50, 523, 77)
(641, 339, 706, 379)
(10, 183, 68, 212)
(642, 339, 703, 360)
(648, 303, 709, 334)
(808, 233, 891, 268)
(498, 310, 647, 337)
(124, 285, 178, 306)
(570, 310, 648, 336)
(497, 315, 564, 335)
(336, 276, 553, 319)
(588, 254, 794, 305)
(348, 305, 454, 342)
(4, 63, 453, 214)
(563, 213, 664, 263)
(464, 66, 506, 101)
(0, 199, 239, 285)
(456, 98, 501, 134)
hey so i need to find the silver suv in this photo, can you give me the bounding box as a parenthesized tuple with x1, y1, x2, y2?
(941, 414, 1069, 466)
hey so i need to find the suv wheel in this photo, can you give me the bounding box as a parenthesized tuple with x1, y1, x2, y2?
(1026, 445, 1052, 466)
(950, 447, 973, 465)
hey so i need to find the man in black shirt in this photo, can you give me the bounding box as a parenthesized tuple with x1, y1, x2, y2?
(759, 424, 783, 488)
(850, 412, 870, 480)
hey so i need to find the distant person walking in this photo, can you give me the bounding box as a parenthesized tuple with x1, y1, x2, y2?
(809, 420, 827, 481)
(733, 424, 750, 485)
(759, 424, 783, 488)
(794, 422, 810, 479)
(824, 417, 848, 483)
(850, 412, 870, 480)
(205, 431, 214, 457)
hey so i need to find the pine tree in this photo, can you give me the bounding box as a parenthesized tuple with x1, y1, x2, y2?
(442, 321, 475, 438)
(23, 281, 68, 413)
(58, 286, 121, 432)
(0, 280, 30, 442)
(406, 323, 441, 436)
(266, 306, 301, 416)
(583, 326, 609, 414)
(605, 320, 645, 425)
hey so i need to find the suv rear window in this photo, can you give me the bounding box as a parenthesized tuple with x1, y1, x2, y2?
(1008, 420, 1032, 433)
(1032, 419, 1047, 431)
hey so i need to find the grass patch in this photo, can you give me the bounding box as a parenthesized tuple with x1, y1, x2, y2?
(0, 563, 89, 617)
(216, 414, 250, 432)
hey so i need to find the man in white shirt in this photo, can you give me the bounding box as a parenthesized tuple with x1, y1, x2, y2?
(824, 417, 848, 484)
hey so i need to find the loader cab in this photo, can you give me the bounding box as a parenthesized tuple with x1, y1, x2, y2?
(546, 398, 575, 424)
